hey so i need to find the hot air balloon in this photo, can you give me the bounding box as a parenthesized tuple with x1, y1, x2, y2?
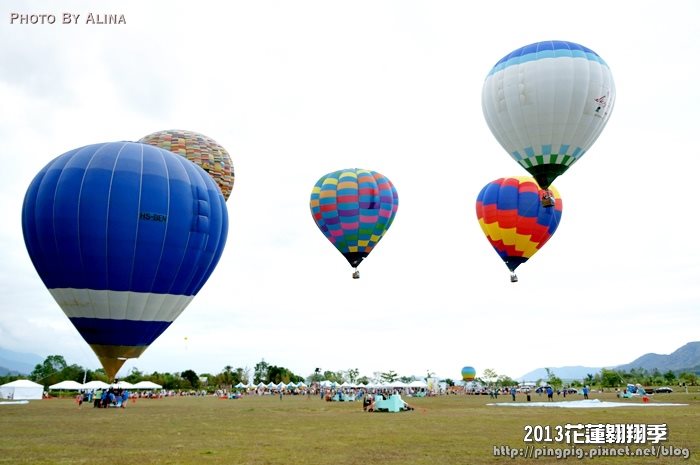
(461, 366, 476, 382)
(139, 129, 234, 201)
(310, 168, 398, 279)
(475, 177, 562, 282)
(22, 141, 228, 380)
(482, 40, 615, 206)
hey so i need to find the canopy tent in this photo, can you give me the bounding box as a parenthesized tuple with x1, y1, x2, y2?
(82, 380, 110, 390)
(409, 380, 428, 388)
(0, 379, 43, 400)
(111, 381, 134, 389)
(234, 382, 246, 389)
(49, 380, 84, 390)
(131, 381, 162, 390)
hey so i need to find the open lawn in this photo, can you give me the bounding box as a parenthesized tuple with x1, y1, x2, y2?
(0, 391, 698, 465)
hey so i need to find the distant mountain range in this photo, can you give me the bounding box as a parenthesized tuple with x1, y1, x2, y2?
(518, 341, 700, 381)
(615, 341, 700, 373)
(0, 347, 44, 376)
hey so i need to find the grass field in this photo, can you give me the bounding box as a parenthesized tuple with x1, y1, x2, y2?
(0, 391, 698, 465)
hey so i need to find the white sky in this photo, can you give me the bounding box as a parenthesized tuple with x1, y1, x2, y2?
(1, 0, 698, 381)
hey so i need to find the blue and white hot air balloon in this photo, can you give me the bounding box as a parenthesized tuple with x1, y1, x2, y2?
(482, 40, 616, 192)
(22, 141, 228, 379)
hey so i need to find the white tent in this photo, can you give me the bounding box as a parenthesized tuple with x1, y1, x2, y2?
(131, 381, 162, 390)
(49, 380, 84, 390)
(409, 380, 428, 388)
(111, 381, 134, 389)
(0, 379, 43, 400)
(82, 380, 110, 390)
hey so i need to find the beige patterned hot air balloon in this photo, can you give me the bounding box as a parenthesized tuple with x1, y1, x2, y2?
(139, 129, 234, 200)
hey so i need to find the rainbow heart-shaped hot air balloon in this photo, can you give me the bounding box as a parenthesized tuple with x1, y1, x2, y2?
(476, 177, 562, 282)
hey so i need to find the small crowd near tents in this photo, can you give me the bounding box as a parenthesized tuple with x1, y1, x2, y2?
(0, 379, 165, 403)
(214, 379, 429, 413)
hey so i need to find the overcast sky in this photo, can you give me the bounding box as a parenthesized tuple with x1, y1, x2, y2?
(1, 0, 698, 381)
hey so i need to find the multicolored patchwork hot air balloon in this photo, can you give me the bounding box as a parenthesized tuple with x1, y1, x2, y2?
(310, 168, 398, 279)
(461, 366, 476, 382)
(475, 177, 562, 282)
(482, 40, 615, 203)
(139, 129, 234, 201)
(22, 141, 228, 379)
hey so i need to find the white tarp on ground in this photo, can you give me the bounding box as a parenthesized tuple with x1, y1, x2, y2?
(489, 399, 688, 409)
(0, 379, 43, 400)
(49, 380, 84, 390)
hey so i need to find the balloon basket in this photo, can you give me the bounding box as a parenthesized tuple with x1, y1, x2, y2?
(540, 191, 555, 208)
(352, 270, 360, 279)
(510, 272, 518, 283)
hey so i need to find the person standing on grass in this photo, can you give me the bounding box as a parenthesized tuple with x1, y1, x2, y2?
(583, 386, 589, 399)
(510, 387, 516, 401)
(546, 386, 554, 402)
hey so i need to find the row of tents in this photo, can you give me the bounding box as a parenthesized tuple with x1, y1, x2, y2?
(237, 379, 430, 390)
(1, 379, 163, 401)
(3, 378, 433, 400)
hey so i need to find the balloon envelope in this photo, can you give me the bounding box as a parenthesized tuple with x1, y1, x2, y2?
(482, 40, 615, 189)
(461, 366, 476, 382)
(475, 177, 562, 276)
(139, 129, 234, 200)
(22, 142, 228, 379)
(310, 168, 398, 270)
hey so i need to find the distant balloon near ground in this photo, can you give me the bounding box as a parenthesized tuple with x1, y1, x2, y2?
(475, 177, 562, 282)
(310, 168, 398, 279)
(461, 366, 476, 382)
(139, 129, 234, 200)
(482, 40, 615, 191)
(22, 142, 228, 379)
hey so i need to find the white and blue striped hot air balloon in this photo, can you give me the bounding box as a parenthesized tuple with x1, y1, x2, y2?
(22, 141, 228, 379)
(482, 40, 616, 191)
